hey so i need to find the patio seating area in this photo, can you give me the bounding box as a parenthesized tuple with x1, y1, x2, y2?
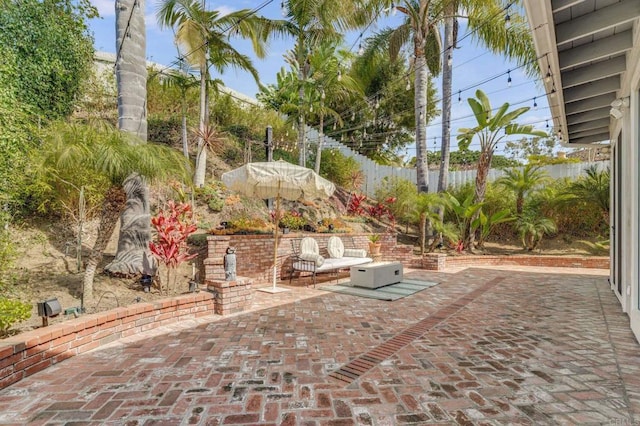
(1, 263, 638, 424)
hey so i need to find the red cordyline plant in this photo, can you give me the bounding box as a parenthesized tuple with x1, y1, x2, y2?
(347, 193, 367, 215)
(149, 201, 198, 295)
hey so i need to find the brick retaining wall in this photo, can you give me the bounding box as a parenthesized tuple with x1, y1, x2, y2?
(422, 253, 609, 270)
(0, 292, 215, 390)
(205, 233, 397, 286)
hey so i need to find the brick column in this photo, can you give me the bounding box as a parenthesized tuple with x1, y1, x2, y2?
(423, 253, 447, 270)
(207, 277, 253, 315)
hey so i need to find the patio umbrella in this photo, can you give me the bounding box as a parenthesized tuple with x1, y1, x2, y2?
(221, 160, 336, 292)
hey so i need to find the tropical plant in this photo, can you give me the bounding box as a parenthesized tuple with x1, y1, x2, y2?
(157, 0, 272, 186)
(495, 164, 551, 215)
(149, 201, 198, 295)
(472, 209, 516, 249)
(368, 233, 381, 243)
(412, 192, 446, 254)
(375, 176, 417, 228)
(35, 121, 190, 301)
(516, 212, 557, 251)
(444, 192, 484, 252)
(561, 165, 610, 225)
(275, 0, 374, 166)
(457, 89, 547, 248)
(278, 210, 306, 230)
(363, 0, 443, 193)
(438, 1, 536, 193)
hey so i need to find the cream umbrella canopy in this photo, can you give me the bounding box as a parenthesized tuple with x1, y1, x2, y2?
(221, 160, 336, 292)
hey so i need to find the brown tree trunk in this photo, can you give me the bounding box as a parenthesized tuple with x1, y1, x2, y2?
(83, 186, 127, 301)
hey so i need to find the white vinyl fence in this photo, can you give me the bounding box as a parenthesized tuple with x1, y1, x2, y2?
(310, 127, 610, 196)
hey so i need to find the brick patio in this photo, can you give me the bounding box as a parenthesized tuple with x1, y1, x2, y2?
(1, 265, 637, 425)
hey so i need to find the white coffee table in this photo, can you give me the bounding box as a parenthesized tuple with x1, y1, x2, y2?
(350, 262, 403, 289)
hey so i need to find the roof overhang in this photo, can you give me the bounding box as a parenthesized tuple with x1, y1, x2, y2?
(523, 0, 640, 147)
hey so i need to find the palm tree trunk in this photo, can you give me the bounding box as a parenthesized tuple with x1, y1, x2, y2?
(314, 112, 324, 174)
(181, 94, 189, 159)
(414, 54, 429, 193)
(194, 61, 208, 187)
(112, 0, 152, 278)
(438, 15, 454, 193)
(467, 149, 493, 250)
(115, 0, 147, 141)
(84, 186, 127, 301)
(104, 175, 155, 276)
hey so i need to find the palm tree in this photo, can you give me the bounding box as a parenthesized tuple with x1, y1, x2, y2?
(110, 0, 150, 278)
(495, 164, 550, 215)
(159, 66, 200, 159)
(458, 90, 547, 206)
(562, 165, 610, 225)
(517, 212, 557, 251)
(116, 0, 147, 141)
(412, 192, 446, 254)
(39, 122, 190, 301)
(438, 1, 537, 193)
(157, 0, 270, 186)
(363, 0, 442, 193)
(277, 0, 374, 167)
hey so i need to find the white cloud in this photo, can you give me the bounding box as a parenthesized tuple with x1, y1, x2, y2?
(214, 5, 235, 16)
(92, 0, 114, 17)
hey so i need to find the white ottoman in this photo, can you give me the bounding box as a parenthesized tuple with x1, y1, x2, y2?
(350, 262, 403, 289)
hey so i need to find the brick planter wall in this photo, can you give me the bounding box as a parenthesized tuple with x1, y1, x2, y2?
(205, 233, 396, 286)
(207, 277, 253, 315)
(0, 292, 215, 390)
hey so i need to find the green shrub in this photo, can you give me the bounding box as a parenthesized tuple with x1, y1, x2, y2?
(319, 149, 362, 188)
(0, 298, 31, 336)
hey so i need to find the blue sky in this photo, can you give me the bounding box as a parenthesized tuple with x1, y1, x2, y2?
(88, 0, 554, 157)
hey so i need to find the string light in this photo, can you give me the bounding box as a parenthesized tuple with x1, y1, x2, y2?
(374, 97, 380, 109)
(545, 65, 552, 83)
(545, 120, 549, 129)
(458, 90, 462, 104)
(281, 1, 287, 16)
(321, 89, 326, 100)
(447, 53, 452, 67)
(337, 69, 342, 82)
(405, 79, 411, 91)
(533, 97, 537, 109)
(391, 2, 397, 16)
(357, 33, 364, 55)
(507, 70, 512, 87)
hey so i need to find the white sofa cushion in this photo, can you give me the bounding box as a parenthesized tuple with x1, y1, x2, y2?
(300, 237, 319, 255)
(327, 236, 345, 258)
(343, 248, 367, 258)
(299, 252, 325, 266)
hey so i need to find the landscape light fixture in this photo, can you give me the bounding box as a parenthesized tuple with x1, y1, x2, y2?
(37, 298, 62, 327)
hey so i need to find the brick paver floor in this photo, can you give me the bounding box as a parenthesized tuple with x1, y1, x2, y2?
(1, 266, 638, 425)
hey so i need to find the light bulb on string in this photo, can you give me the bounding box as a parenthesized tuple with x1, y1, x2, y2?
(281, 1, 286, 16)
(458, 90, 462, 104)
(419, 110, 424, 120)
(310, 104, 313, 113)
(405, 79, 411, 91)
(533, 97, 538, 110)
(447, 53, 452, 67)
(351, 112, 355, 121)
(332, 122, 336, 130)
(545, 65, 552, 83)
(507, 70, 512, 87)
(374, 98, 380, 109)
(321, 89, 326, 100)
(357, 34, 364, 55)
(337, 69, 342, 82)
(545, 120, 549, 129)
(391, 2, 397, 16)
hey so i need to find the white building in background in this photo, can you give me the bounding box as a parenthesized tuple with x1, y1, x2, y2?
(523, 1, 640, 340)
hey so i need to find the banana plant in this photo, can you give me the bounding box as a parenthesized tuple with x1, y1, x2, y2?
(444, 193, 484, 252)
